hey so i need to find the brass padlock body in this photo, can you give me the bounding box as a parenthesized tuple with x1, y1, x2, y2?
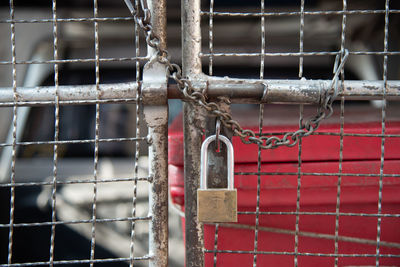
(197, 134, 237, 223)
(197, 189, 237, 223)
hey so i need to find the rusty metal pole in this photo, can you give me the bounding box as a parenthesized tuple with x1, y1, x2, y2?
(143, 0, 168, 266)
(181, 0, 206, 266)
(144, 102, 168, 267)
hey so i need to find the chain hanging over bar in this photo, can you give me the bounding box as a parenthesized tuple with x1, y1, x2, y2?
(123, 0, 351, 150)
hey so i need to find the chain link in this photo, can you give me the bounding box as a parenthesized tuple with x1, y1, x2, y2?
(124, 0, 349, 149)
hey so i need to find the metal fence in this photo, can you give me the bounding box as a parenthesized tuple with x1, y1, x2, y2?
(0, 0, 167, 266)
(180, 0, 400, 266)
(1, 0, 400, 266)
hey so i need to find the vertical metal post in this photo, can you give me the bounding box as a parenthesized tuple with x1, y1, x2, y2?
(181, 0, 202, 77)
(147, 0, 167, 58)
(182, 103, 205, 267)
(143, 1, 168, 266)
(145, 104, 168, 267)
(181, 0, 205, 266)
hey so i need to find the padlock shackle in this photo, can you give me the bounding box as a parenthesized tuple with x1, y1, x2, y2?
(200, 135, 234, 190)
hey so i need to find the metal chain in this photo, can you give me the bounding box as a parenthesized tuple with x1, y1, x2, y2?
(124, 0, 349, 149)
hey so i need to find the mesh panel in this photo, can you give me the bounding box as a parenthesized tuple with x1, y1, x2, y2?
(0, 1, 155, 266)
(199, 1, 400, 266)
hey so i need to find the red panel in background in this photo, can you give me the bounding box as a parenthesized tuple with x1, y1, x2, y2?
(169, 114, 400, 165)
(170, 160, 400, 208)
(169, 111, 400, 266)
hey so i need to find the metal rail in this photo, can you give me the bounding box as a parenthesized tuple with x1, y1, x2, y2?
(0, 83, 138, 106)
(168, 79, 400, 103)
(1, 78, 398, 107)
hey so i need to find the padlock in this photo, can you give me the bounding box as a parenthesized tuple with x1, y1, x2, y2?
(197, 134, 237, 223)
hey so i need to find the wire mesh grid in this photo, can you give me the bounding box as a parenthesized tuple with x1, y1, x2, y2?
(198, 0, 400, 266)
(0, 1, 158, 266)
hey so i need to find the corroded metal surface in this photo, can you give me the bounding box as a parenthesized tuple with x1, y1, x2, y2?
(147, 0, 167, 56)
(183, 102, 205, 267)
(181, 0, 202, 77)
(4, 77, 398, 107)
(143, 1, 168, 266)
(167, 78, 400, 103)
(142, 61, 168, 105)
(204, 78, 400, 103)
(144, 105, 168, 267)
(182, 0, 206, 265)
(0, 83, 138, 106)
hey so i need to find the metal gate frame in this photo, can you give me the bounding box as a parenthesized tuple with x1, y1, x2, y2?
(179, 0, 400, 266)
(0, 0, 168, 266)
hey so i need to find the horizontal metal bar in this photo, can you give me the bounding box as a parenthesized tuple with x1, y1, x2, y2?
(0, 57, 148, 65)
(0, 176, 152, 188)
(2, 79, 399, 106)
(0, 98, 138, 107)
(200, 9, 400, 17)
(0, 17, 135, 24)
(0, 256, 152, 267)
(199, 51, 400, 57)
(0, 216, 152, 228)
(0, 82, 138, 106)
(169, 78, 400, 103)
(204, 250, 400, 258)
(237, 211, 400, 218)
(261, 132, 400, 138)
(214, 223, 400, 249)
(0, 137, 147, 148)
(235, 172, 400, 178)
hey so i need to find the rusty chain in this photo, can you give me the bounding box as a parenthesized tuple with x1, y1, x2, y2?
(124, 0, 349, 149)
